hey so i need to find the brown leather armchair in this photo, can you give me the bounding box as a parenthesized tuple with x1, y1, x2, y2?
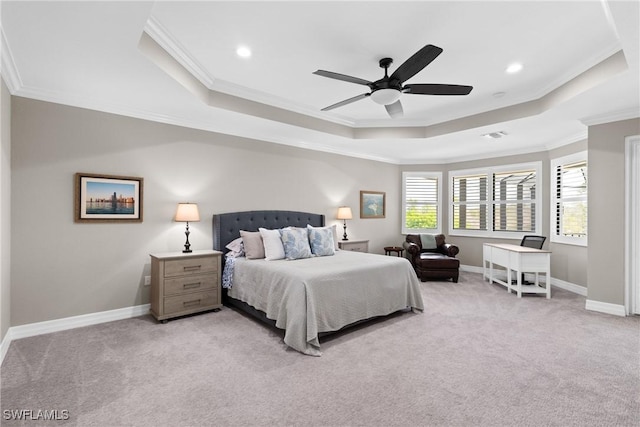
(403, 234, 460, 282)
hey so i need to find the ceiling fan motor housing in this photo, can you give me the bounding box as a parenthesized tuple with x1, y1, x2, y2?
(370, 57, 402, 105)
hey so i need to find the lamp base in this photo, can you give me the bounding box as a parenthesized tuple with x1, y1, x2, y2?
(342, 220, 348, 241)
(183, 222, 192, 253)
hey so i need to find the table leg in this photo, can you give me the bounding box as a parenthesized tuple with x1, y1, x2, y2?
(546, 267, 551, 299)
(489, 262, 493, 284)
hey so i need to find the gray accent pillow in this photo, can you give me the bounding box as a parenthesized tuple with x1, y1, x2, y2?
(240, 230, 265, 259)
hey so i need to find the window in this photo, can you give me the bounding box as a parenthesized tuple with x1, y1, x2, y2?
(402, 172, 441, 234)
(492, 169, 537, 232)
(551, 152, 587, 246)
(449, 162, 541, 238)
(452, 173, 488, 231)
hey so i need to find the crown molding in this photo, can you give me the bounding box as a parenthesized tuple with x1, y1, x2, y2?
(534, 42, 623, 101)
(0, 23, 22, 93)
(209, 78, 356, 127)
(581, 107, 640, 126)
(544, 130, 588, 151)
(143, 15, 214, 88)
(408, 143, 551, 165)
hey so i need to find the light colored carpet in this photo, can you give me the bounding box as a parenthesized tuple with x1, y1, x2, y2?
(1, 271, 639, 427)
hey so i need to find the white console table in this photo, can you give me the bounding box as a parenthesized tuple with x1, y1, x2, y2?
(483, 243, 551, 298)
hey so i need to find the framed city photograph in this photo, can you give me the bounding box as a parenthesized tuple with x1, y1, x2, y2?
(360, 190, 385, 219)
(74, 173, 143, 222)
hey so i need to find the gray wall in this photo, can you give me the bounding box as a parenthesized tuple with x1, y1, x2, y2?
(1, 78, 11, 341)
(10, 97, 402, 327)
(587, 118, 640, 305)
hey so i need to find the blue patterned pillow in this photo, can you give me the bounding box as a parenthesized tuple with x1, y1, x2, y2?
(280, 227, 312, 260)
(307, 225, 335, 257)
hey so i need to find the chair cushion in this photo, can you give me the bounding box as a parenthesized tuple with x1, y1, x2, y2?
(417, 253, 460, 269)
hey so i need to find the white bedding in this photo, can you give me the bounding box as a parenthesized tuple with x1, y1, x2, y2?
(227, 250, 424, 356)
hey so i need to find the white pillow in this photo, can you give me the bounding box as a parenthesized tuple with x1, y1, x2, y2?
(307, 224, 340, 250)
(259, 228, 286, 260)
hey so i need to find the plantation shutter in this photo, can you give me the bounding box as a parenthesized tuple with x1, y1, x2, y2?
(555, 160, 587, 238)
(402, 172, 441, 233)
(492, 169, 536, 232)
(404, 174, 439, 232)
(452, 174, 488, 230)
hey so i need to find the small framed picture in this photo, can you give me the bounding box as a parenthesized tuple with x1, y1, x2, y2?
(360, 190, 385, 219)
(74, 173, 143, 222)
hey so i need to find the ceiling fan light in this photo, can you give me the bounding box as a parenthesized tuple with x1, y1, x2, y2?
(370, 88, 401, 105)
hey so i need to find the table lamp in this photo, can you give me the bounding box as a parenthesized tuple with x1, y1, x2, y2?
(336, 206, 352, 241)
(175, 203, 200, 253)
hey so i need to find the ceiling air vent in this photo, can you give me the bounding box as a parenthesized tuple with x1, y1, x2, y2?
(482, 131, 508, 139)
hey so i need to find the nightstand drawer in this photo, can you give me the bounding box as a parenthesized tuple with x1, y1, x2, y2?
(164, 256, 218, 277)
(338, 240, 369, 252)
(343, 243, 367, 252)
(164, 273, 217, 296)
(164, 290, 219, 315)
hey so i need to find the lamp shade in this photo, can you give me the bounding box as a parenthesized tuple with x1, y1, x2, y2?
(336, 206, 353, 220)
(175, 203, 200, 222)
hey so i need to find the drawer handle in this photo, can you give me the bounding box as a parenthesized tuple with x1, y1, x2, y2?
(183, 265, 201, 271)
(183, 282, 201, 290)
(183, 299, 201, 307)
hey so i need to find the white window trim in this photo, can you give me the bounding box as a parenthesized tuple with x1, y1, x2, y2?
(550, 151, 587, 246)
(402, 171, 442, 235)
(448, 161, 542, 240)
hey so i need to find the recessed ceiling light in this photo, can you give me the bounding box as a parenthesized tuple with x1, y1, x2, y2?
(236, 46, 251, 58)
(506, 63, 523, 74)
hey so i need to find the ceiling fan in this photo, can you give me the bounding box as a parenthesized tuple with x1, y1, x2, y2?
(313, 44, 473, 118)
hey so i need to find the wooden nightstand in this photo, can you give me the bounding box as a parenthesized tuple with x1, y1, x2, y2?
(338, 239, 369, 253)
(149, 249, 222, 322)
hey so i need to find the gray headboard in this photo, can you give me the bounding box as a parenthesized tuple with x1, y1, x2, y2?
(212, 210, 325, 255)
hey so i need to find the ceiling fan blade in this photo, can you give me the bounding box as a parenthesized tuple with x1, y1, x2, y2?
(404, 84, 473, 95)
(321, 93, 370, 111)
(390, 44, 443, 84)
(313, 70, 372, 86)
(385, 100, 403, 118)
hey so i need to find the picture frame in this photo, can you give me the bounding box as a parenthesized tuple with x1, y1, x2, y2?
(360, 190, 385, 219)
(74, 173, 143, 222)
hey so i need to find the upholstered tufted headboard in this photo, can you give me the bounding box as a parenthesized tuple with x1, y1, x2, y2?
(212, 210, 325, 256)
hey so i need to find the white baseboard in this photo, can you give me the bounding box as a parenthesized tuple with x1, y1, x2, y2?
(460, 264, 587, 296)
(0, 328, 13, 365)
(585, 299, 627, 317)
(460, 265, 484, 274)
(550, 277, 588, 296)
(0, 304, 150, 366)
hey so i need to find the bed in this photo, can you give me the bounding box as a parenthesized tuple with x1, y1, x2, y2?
(212, 210, 424, 356)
